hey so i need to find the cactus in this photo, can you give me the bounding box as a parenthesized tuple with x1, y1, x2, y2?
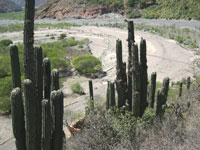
(106, 81, 110, 110)
(51, 69, 60, 91)
(162, 77, 170, 105)
(139, 38, 148, 117)
(24, 79, 38, 150)
(187, 77, 191, 90)
(10, 88, 26, 150)
(179, 82, 183, 97)
(156, 88, 164, 116)
(41, 99, 51, 150)
(116, 39, 127, 108)
(109, 82, 115, 107)
(24, 0, 35, 83)
(127, 20, 135, 110)
(35, 46, 43, 148)
(132, 44, 141, 117)
(43, 58, 51, 100)
(148, 72, 157, 108)
(50, 90, 64, 150)
(10, 45, 21, 88)
(89, 80, 94, 111)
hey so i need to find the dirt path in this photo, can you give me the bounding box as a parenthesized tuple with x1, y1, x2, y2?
(0, 26, 195, 149)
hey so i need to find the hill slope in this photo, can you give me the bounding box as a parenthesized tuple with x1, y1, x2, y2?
(0, 0, 22, 13)
(36, 0, 200, 20)
(12, 0, 48, 7)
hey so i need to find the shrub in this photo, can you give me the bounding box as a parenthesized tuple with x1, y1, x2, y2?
(71, 82, 84, 95)
(0, 39, 13, 54)
(58, 33, 67, 40)
(72, 54, 102, 74)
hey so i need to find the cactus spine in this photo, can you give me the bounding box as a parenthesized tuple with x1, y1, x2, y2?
(43, 58, 51, 100)
(35, 46, 43, 148)
(127, 21, 134, 110)
(148, 72, 157, 108)
(51, 69, 60, 91)
(24, 0, 35, 83)
(106, 81, 110, 110)
(132, 44, 141, 117)
(109, 82, 116, 107)
(179, 82, 183, 97)
(24, 79, 37, 150)
(89, 80, 94, 111)
(116, 40, 127, 108)
(50, 90, 64, 150)
(139, 38, 148, 116)
(41, 99, 51, 150)
(187, 77, 191, 90)
(10, 45, 21, 88)
(10, 88, 26, 150)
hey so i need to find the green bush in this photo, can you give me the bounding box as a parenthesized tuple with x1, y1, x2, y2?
(58, 33, 67, 40)
(0, 39, 13, 54)
(72, 54, 102, 74)
(71, 82, 84, 95)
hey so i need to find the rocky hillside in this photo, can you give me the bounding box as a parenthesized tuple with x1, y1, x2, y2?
(12, 0, 48, 7)
(36, 0, 200, 20)
(0, 0, 22, 13)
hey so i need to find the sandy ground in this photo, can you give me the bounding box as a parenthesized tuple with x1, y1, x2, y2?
(0, 26, 195, 149)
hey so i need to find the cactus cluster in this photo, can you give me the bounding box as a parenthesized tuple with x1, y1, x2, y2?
(10, 0, 65, 149)
(106, 20, 170, 118)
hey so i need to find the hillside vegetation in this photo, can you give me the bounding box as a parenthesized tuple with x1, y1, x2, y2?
(0, 0, 22, 13)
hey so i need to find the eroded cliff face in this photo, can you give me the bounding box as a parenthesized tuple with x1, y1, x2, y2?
(35, 0, 118, 19)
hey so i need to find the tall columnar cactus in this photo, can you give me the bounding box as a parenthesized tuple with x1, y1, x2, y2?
(43, 58, 51, 100)
(109, 82, 115, 107)
(50, 90, 64, 150)
(106, 81, 110, 110)
(116, 39, 127, 108)
(51, 69, 60, 91)
(41, 99, 52, 150)
(127, 20, 135, 110)
(162, 77, 170, 105)
(35, 46, 43, 148)
(148, 72, 157, 108)
(139, 38, 148, 116)
(156, 88, 164, 116)
(187, 77, 191, 90)
(132, 44, 141, 117)
(24, 79, 38, 150)
(24, 0, 35, 83)
(10, 45, 21, 88)
(10, 88, 26, 150)
(89, 80, 94, 111)
(179, 82, 183, 97)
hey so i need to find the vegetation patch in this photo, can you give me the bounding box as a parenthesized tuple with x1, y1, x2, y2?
(72, 54, 102, 74)
(71, 82, 85, 95)
(0, 11, 24, 20)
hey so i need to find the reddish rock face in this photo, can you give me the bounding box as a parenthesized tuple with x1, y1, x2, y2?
(35, 0, 115, 19)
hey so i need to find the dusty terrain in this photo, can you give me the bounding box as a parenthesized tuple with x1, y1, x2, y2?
(0, 25, 195, 149)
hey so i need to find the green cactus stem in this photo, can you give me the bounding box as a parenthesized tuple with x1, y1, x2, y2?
(109, 82, 115, 107)
(127, 21, 135, 110)
(187, 77, 191, 90)
(24, 0, 35, 83)
(106, 81, 110, 110)
(24, 79, 38, 150)
(132, 44, 141, 117)
(51, 69, 60, 91)
(41, 99, 52, 150)
(43, 58, 51, 100)
(148, 72, 157, 108)
(50, 90, 64, 150)
(139, 38, 148, 117)
(179, 82, 183, 97)
(10, 45, 21, 88)
(156, 88, 164, 117)
(116, 39, 127, 108)
(89, 80, 94, 111)
(10, 88, 26, 150)
(162, 77, 170, 105)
